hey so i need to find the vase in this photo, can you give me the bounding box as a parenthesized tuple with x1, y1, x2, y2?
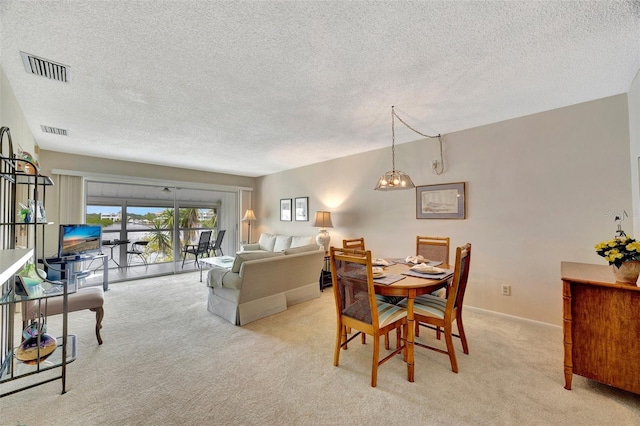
(612, 261, 640, 285)
(15, 333, 57, 365)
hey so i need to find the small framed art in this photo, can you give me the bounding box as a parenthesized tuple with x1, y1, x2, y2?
(416, 182, 466, 219)
(294, 197, 309, 221)
(280, 198, 292, 221)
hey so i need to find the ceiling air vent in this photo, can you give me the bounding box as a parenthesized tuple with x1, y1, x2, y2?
(40, 125, 68, 136)
(20, 51, 70, 83)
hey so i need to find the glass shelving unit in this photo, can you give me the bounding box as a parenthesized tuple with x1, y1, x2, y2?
(0, 126, 76, 397)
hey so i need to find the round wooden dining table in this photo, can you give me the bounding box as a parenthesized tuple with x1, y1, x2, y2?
(374, 261, 451, 383)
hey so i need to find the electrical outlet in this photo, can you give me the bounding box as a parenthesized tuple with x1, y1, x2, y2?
(502, 285, 511, 296)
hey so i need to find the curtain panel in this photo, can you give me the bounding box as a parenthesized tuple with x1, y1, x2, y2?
(56, 174, 84, 224)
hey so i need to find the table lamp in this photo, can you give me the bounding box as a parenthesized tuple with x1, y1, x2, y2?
(313, 211, 333, 252)
(242, 209, 257, 243)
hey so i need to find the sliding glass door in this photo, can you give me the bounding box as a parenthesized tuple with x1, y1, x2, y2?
(85, 181, 237, 281)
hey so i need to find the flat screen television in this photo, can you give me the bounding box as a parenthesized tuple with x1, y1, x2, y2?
(58, 224, 102, 259)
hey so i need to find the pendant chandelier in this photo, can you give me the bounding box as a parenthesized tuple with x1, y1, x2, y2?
(374, 106, 440, 191)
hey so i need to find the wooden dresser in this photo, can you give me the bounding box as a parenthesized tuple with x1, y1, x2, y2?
(562, 261, 640, 394)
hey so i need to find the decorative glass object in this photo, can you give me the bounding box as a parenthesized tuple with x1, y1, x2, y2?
(16, 334, 57, 365)
(16, 317, 57, 365)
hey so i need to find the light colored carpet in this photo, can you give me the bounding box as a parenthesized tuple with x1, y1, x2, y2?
(1, 272, 639, 425)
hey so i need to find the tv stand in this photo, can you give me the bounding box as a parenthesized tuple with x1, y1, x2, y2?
(45, 254, 109, 291)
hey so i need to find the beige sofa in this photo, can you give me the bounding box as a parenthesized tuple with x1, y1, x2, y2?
(206, 242, 325, 325)
(240, 232, 316, 253)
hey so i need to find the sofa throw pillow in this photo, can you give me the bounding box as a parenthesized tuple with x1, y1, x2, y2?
(291, 235, 314, 248)
(274, 235, 292, 252)
(240, 243, 261, 252)
(283, 244, 321, 255)
(231, 251, 284, 273)
(258, 233, 277, 252)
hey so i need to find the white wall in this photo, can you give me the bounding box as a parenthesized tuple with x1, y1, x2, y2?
(629, 70, 640, 237)
(256, 94, 632, 325)
(38, 150, 256, 255)
(1, 66, 38, 250)
(0, 66, 36, 157)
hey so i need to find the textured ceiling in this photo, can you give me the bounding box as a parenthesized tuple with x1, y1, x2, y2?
(1, 1, 639, 178)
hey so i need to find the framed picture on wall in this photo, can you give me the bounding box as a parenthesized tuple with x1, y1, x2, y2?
(416, 182, 466, 219)
(280, 198, 292, 221)
(294, 197, 309, 221)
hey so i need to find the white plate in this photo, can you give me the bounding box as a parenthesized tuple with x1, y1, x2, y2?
(405, 255, 428, 264)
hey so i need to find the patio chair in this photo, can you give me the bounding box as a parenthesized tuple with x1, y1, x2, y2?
(181, 230, 212, 268)
(127, 240, 149, 266)
(209, 230, 226, 256)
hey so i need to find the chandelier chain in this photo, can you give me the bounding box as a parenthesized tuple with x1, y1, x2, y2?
(392, 107, 440, 139)
(391, 107, 396, 170)
(391, 106, 444, 175)
(376, 106, 442, 190)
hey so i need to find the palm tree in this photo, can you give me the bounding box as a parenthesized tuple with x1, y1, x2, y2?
(146, 211, 174, 261)
(159, 208, 174, 229)
(201, 209, 218, 230)
(179, 208, 200, 246)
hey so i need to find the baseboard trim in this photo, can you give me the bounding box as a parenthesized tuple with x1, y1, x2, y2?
(465, 305, 561, 330)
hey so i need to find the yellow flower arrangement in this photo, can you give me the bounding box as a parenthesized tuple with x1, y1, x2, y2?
(595, 236, 640, 267)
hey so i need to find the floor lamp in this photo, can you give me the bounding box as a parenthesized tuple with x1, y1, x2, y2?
(242, 209, 256, 244)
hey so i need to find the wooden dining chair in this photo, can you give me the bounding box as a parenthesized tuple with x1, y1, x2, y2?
(329, 247, 408, 387)
(342, 237, 366, 342)
(416, 235, 451, 307)
(342, 237, 365, 250)
(400, 243, 471, 373)
(416, 236, 450, 264)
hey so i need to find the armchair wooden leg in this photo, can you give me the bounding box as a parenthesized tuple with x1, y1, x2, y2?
(90, 307, 104, 345)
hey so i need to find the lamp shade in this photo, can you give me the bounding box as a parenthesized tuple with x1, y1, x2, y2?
(313, 211, 333, 252)
(242, 209, 256, 222)
(313, 211, 333, 228)
(374, 170, 415, 190)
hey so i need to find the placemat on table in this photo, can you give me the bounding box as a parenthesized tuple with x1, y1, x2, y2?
(372, 258, 397, 266)
(388, 258, 444, 267)
(341, 270, 406, 285)
(402, 269, 454, 280)
(373, 274, 406, 285)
